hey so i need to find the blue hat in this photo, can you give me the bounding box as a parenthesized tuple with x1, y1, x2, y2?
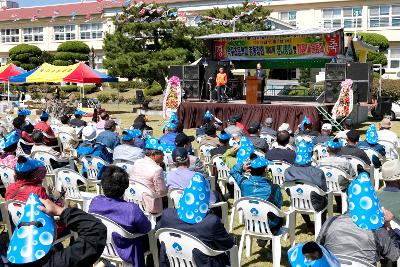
(164, 122, 177, 130)
(366, 123, 378, 145)
(18, 109, 31, 116)
(74, 110, 87, 116)
(7, 193, 55, 264)
(16, 157, 45, 173)
(288, 242, 340, 267)
(177, 172, 210, 224)
(158, 143, 175, 154)
(348, 172, 384, 230)
(40, 111, 49, 119)
(121, 129, 142, 141)
(295, 137, 314, 165)
(325, 139, 342, 150)
(145, 135, 161, 150)
(204, 110, 212, 120)
(0, 130, 20, 150)
(300, 116, 311, 131)
(219, 131, 231, 141)
(169, 112, 179, 125)
(237, 136, 254, 164)
(250, 156, 270, 169)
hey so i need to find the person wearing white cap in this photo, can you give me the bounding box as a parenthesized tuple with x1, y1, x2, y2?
(315, 123, 332, 144)
(260, 117, 277, 137)
(77, 126, 112, 168)
(378, 117, 399, 148)
(378, 159, 400, 220)
(278, 123, 295, 146)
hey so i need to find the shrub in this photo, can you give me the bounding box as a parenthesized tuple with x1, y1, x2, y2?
(97, 94, 111, 103)
(83, 84, 98, 94)
(110, 93, 118, 102)
(60, 85, 78, 93)
(54, 41, 90, 66)
(358, 32, 389, 51)
(9, 44, 42, 70)
(109, 81, 147, 90)
(373, 79, 400, 101)
(144, 81, 163, 96)
(57, 41, 90, 54)
(367, 51, 388, 65)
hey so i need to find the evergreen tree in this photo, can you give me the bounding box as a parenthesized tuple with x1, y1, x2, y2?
(9, 44, 42, 70)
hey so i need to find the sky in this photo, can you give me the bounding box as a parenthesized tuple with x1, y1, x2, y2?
(18, 0, 81, 7)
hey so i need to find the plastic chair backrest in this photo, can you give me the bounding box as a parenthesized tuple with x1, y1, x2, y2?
(0, 165, 15, 188)
(314, 144, 329, 160)
(268, 161, 291, 186)
(260, 134, 276, 146)
(335, 255, 374, 267)
(114, 159, 136, 174)
(361, 148, 383, 163)
(168, 188, 184, 208)
(31, 150, 57, 174)
(58, 131, 75, 152)
(55, 168, 87, 200)
(213, 156, 230, 181)
(378, 140, 398, 159)
(163, 152, 172, 171)
(124, 181, 158, 213)
(235, 197, 284, 235)
(229, 138, 238, 147)
(319, 166, 348, 193)
(80, 156, 108, 181)
(7, 200, 25, 226)
(51, 125, 60, 135)
(199, 145, 215, 165)
(339, 156, 368, 172)
(284, 181, 326, 212)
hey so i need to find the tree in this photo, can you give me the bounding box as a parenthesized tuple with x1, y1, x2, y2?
(299, 68, 311, 88)
(9, 44, 42, 70)
(53, 41, 90, 66)
(357, 32, 389, 66)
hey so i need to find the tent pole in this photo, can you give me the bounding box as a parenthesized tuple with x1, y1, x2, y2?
(83, 84, 85, 99)
(7, 81, 10, 103)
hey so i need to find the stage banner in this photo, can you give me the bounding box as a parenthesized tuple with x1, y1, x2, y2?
(163, 76, 182, 119)
(26, 63, 79, 83)
(214, 32, 341, 60)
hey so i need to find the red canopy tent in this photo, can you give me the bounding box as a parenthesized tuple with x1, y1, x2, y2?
(0, 64, 26, 101)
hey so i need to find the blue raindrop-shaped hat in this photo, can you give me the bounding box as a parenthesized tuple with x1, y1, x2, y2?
(15, 157, 45, 173)
(348, 172, 384, 230)
(250, 156, 270, 169)
(7, 193, 55, 264)
(295, 137, 314, 165)
(177, 172, 210, 224)
(365, 123, 378, 145)
(218, 131, 231, 141)
(325, 139, 342, 150)
(300, 116, 311, 131)
(237, 136, 254, 164)
(0, 130, 20, 150)
(18, 109, 31, 116)
(169, 112, 179, 125)
(288, 242, 340, 267)
(145, 135, 161, 150)
(74, 110, 87, 116)
(39, 111, 49, 119)
(204, 110, 212, 120)
(122, 129, 142, 141)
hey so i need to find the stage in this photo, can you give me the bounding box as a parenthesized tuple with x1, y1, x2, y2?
(177, 100, 320, 131)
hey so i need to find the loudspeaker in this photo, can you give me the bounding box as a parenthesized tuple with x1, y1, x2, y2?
(136, 90, 145, 104)
(182, 80, 201, 99)
(324, 80, 342, 103)
(168, 65, 183, 80)
(346, 63, 372, 81)
(183, 65, 203, 80)
(325, 63, 346, 81)
(352, 81, 369, 103)
(377, 96, 392, 117)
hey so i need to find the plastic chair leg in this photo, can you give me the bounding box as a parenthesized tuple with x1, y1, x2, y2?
(148, 230, 159, 267)
(289, 212, 296, 246)
(229, 206, 236, 232)
(238, 231, 246, 266)
(245, 235, 252, 257)
(374, 168, 380, 191)
(272, 236, 281, 267)
(315, 212, 322, 240)
(341, 193, 348, 214)
(239, 210, 243, 224)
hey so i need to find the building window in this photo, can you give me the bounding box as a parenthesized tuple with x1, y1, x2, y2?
(390, 48, 400, 68)
(0, 29, 19, 43)
(53, 25, 76, 41)
(280, 11, 297, 26)
(322, 7, 362, 28)
(0, 57, 8, 66)
(23, 27, 43, 42)
(80, 23, 103, 40)
(95, 54, 103, 69)
(369, 5, 400, 27)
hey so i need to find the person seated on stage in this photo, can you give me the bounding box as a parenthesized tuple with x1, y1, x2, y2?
(113, 129, 145, 163)
(378, 118, 399, 147)
(199, 123, 220, 148)
(284, 137, 328, 229)
(13, 117, 34, 154)
(234, 114, 249, 137)
(378, 159, 400, 221)
(69, 110, 87, 128)
(156, 172, 235, 267)
(96, 120, 120, 151)
(317, 172, 400, 266)
(230, 154, 283, 235)
(160, 122, 178, 146)
(247, 121, 268, 153)
(171, 132, 205, 174)
(31, 130, 61, 158)
(210, 131, 232, 158)
(315, 123, 333, 145)
(89, 165, 151, 267)
(131, 140, 167, 214)
(266, 130, 296, 164)
(59, 115, 79, 148)
(337, 130, 372, 166)
(336, 118, 353, 140)
(357, 123, 386, 158)
(34, 111, 58, 146)
(260, 117, 277, 137)
(224, 116, 245, 137)
(0, 131, 19, 169)
(77, 126, 112, 166)
(296, 116, 320, 138)
(96, 112, 110, 132)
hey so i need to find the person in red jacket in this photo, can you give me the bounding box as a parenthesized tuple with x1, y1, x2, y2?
(235, 115, 249, 137)
(34, 111, 58, 146)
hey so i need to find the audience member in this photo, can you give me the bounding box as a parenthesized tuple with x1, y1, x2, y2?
(199, 123, 219, 147)
(96, 112, 110, 131)
(34, 111, 58, 146)
(132, 114, 153, 136)
(288, 242, 340, 266)
(357, 123, 386, 157)
(113, 130, 145, 163)
(31, 131, 61, 158)
(224, 116, 245, 137)
(196, 111, 212, 138)
(314, 123, 332, 144)
(260, 117, 277, 137)
(160, 122, 178, 146)
(69, 110, 87, 128)
(210, 131, 232, 158)
(17, 109, 30, 122)
(378, 159, 400, 220)
(13, 117, 34, 154)
(156, 172, 234, 266)
(77, 126, 112, 165)
(377, 118, 399, 147)
(297, 116, 320, 138)
(96, 120, 120, 151)
(0, 130, 20, 169)
(89, 166, 151, 267)
(337, 130, 371, 165)
(278, 123, 295, 145)
(234, 115, 249, 136)
(247, 122, 268, 153)
(59, 115, 79, 148)
(174, 132, 205, 174)
(336, 118, 353, 139)
(222, 136, 254, 169)
(266, 130, 296, 164)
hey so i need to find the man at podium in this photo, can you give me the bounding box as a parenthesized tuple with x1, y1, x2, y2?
(256, 62, 266, 103)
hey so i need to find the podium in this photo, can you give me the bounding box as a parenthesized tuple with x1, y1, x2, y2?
(246, 76, 262, 104)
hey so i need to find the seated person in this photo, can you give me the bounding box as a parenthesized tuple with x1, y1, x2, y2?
(96, 120, 120, 151)
(296, 116, 320, 138)
(288, 241, 340, 267)
(234, 115, 249, 137)
(317, 172, 400, 265)
(357, 123, 386, 157)
(132, 114, 153, 135)
(247, 122, 269, 153)
(336, 118, 353, 140)
(337, 130, 372, 166)
(34, 111, 58, 146)
(69, 110, 87, 128)
(314, 123, 332, 144)
(278, 123, 295, 146)
(199, 124, 220, 148)
(31, 130, 61, 158)
(230, 154, 283, 233)
(378, 159, 400, 221)
(160, 122, 178, 146)
(378, 118, 399, 147)
(167, 147, 217, 203)
(89, 166, 151, 267)
(170, 132, 205, 174)
(210, 131, 232, 158)
(196, 117, 212, 139)
(266, 130, 296, 164)
(224, 116, 245, 137)
(0, 130, 20, 169)
(59, 115, 79, 149)
(113, 129, 144, 163)
(17, 109, 30, 122)
(222, 134, 246, 169)
(96, 112, 110, 131)
(260, 117, 277, 137)
(156, 172, 234, 267)
(131, 144, 167, 214)
(13, 117, 34, 154)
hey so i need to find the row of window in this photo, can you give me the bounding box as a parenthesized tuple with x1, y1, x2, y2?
(0, 23, 103, 44)
(279, 5, 400, 28)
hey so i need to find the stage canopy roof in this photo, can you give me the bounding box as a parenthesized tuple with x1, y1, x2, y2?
(0, 64, 26, 82)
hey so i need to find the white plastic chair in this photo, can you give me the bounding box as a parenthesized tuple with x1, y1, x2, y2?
(260, 134, 276, 146)
(284, 181, 333, 245)
(80, 155, 108, 194)
(114, 159, 136, 176)
(361, 148, 383, 190)
(156, 228, 239, 267)
(234, 197, 288, 267)
(319, 166, 349, 213)
(92, 213, 159, 267)
(268, 161, 291, 186)
(58, 131, 77, 158)
(313, 144, 329, 161)
(124, 181, 163, 228)
(163, 152, 173, 172)
(16, 139, 34, 156)
(228, 176, 243, 232)
(199, 145, 215, 176)
(390, 219, 400, 266)
(0, 165, 15, 188)
(167, 188, 229, 230)
(339, 155, 370, 174)
(212, 156, 231, 195)
(229, 138, 238, 147)
(379, 140, 399, 160)
(335, 254, 375, 267)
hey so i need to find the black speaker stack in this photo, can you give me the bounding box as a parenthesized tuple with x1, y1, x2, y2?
(168, 65, 204, 100)
(324, 63, 373, 103)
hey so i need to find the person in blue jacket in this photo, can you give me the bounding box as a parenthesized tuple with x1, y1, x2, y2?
(357, 123, 386, 158)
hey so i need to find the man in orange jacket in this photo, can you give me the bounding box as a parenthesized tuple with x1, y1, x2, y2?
(215, 67, 227, 103)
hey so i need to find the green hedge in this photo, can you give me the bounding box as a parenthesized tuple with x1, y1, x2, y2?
(109, 80, 147, 90)
(53, 52, 88, 62)
(358, 32, 389, 51)
(57, 41, 90, 54)
(373, 79, 400, 101)
(144, 81, 163, 96)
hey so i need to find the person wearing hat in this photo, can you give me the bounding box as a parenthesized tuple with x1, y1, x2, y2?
(278, 123, 295, 146)
(160, 122, 178, 146)
(222, 135, 254, 169)
(336, 118, 353, 140)
(0, 130, 20, 169)
(17, 109, 31, 121)
(156, 172, 234, 267)
(69, 110, 87, 128)
(96, 112, 110, 132)
(337, 130, 371, 166)
(358, 123, 386, 157)
(234, 114, 249, 137)
(378, 159, 400, 220)
(230, 154, 283, 235)
(31, 131, 61, 158)
(296, 116, 320, 138)
(59, 115, 79, 150)
(34, 111, 58, 146)
(171, 132, 206, 174)
(196, 111, 213, 140)
(224, 116, 245, 137)
(199, 123, 220, 148)
(210, 131, 232, 158)
(89, 166, 151, 267)
(96, 119, 120, 151)
(315, 123, 333, 145)
(317, 172, 400, 265)
(266, 130, 296, 164)
(260, 117, 277, 137)
(378, 118, 399, 147)
(288, 241, 340, 267)
(247, 121, 268, 153)
(13, 116, 34, 154)
(113, 129, 145, 163)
